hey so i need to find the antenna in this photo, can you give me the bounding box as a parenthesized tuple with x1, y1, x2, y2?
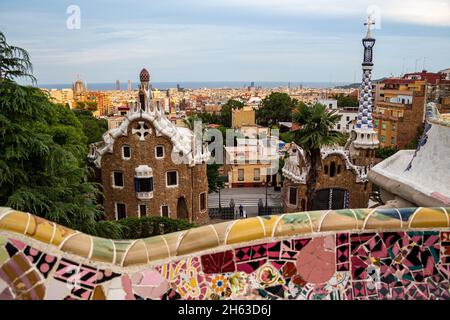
(422, 57, 427, 71)
(414, 58, 420, 72)
(401, 58, 405, 76)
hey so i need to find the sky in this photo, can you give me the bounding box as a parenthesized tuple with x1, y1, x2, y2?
(1, 0, 449, 84)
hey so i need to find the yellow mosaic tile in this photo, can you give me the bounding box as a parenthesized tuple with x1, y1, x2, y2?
(143, 236, 171, 262)
(122, 240, 147, 266)
(409, 207, 448, 228)
(0, 211, 28, 234)
(273, 213, 312, 237)
(211, 221, 233, 246)
(161, 232, 184, 258)
(177, 226, 219, 256)
(320, 210, 358, 232)
(50, 225, 76, 247)
(257, 215, 279, 237)
(226, 218, 265, 245)
(32, 217, 56, 244)
(60, 233, 92, 258)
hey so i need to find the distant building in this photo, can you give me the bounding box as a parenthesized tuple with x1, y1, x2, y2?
(373, 70, 447, 148)
(127, 80, 132, 91)
(89, 69, 210, 223)
(232, 106, 255, 128)
(318, 98, 338, 109)
(115, 80, 120, 91)
(334, 108, 359, 133)
(439, 68, 450, 80)
(88, 91, 110, 116)
(224, 136, 280, 188)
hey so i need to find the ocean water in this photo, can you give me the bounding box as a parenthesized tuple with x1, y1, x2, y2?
(39, 81, 349, 90)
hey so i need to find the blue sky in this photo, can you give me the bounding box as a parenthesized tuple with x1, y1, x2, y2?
(1, 0, 449, 84)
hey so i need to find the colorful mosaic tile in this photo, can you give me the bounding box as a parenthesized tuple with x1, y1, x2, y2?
(1, 207, 450, 300)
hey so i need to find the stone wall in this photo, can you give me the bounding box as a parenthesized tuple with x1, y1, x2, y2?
(1, 206, 450, 300)
(100, 118, 208, 223)
(283, 154, 371, 212)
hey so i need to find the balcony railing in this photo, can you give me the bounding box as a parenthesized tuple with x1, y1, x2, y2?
(136, 191, 153, 200)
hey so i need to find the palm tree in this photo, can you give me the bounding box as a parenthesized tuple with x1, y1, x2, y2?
(292, 103, 344, 210)
(0, 31, 36, 83)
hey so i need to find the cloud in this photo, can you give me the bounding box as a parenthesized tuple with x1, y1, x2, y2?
(195, 0, 450, 27)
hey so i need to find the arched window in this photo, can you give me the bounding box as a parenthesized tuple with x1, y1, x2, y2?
(337, 164, 341, 175)
(324, 165, 329, 175)
(330, 162, 336, 177)
(301, 199, 306, 211)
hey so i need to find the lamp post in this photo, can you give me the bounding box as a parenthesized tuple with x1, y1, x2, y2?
(218, 184, 222, 214)
(265, 179, 268, 215)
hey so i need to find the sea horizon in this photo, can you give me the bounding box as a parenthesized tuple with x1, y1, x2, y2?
(38, 81, 351, 90)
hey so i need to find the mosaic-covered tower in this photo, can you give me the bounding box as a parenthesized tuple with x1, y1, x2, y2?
(349, 16, 379, 166)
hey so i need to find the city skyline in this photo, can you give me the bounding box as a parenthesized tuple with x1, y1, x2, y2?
(1, 0, 449, 85)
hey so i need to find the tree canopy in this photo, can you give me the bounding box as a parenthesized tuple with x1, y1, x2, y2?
(0, 31, 36, 84)
(332, 93, 358, 109)
(0, 32, 120, 237)
(220, 99, 244, 128)
(292, 103, 344, 210)
(292, 103, 344, 151)
(256, 92, 297, 127)
(73, 109, 108, 145)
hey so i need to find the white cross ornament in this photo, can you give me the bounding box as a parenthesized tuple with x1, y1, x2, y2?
(132, 121, 151, 141)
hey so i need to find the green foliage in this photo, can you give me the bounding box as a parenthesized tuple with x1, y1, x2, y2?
(220, 99, 244, 128)
(73, 109, 108, 145)
(113, 216, 195, 239)
(280, 131, 294, 143)
(332, 93, 358, 108)
(375, 146, 399, 160)
(0, 79, 117, 237)
(198, 112, 221, 125)
(292, 103, 344, 151)
(292, 103, 344, 209)
(256, 92, 297, 127)
(74, 101, 98, 112)
(207, 163, 224, 193)
(0, 32, 36, 83)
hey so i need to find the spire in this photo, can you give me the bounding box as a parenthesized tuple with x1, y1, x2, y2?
(364, 15, 375, 39)
(351, 17, 379, 149)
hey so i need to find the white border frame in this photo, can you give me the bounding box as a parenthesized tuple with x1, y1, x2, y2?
(155, 145, 165, 159)
(122, 145, 131, 160)
(115, 202, 127, 220)
(138, 203, 147, 217)
(160, 205, 170, 218)
(166, 171, 179, 188)
(112, 171, 124, 189)
(199, 192, 207, 213)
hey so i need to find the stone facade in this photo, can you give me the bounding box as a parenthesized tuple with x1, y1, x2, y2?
(99, 119, 209, 224)
(90, 68, 209, 224)
(282, 153, 371, 213)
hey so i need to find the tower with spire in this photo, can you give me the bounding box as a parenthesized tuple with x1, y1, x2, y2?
(348, 16, 379, 166)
